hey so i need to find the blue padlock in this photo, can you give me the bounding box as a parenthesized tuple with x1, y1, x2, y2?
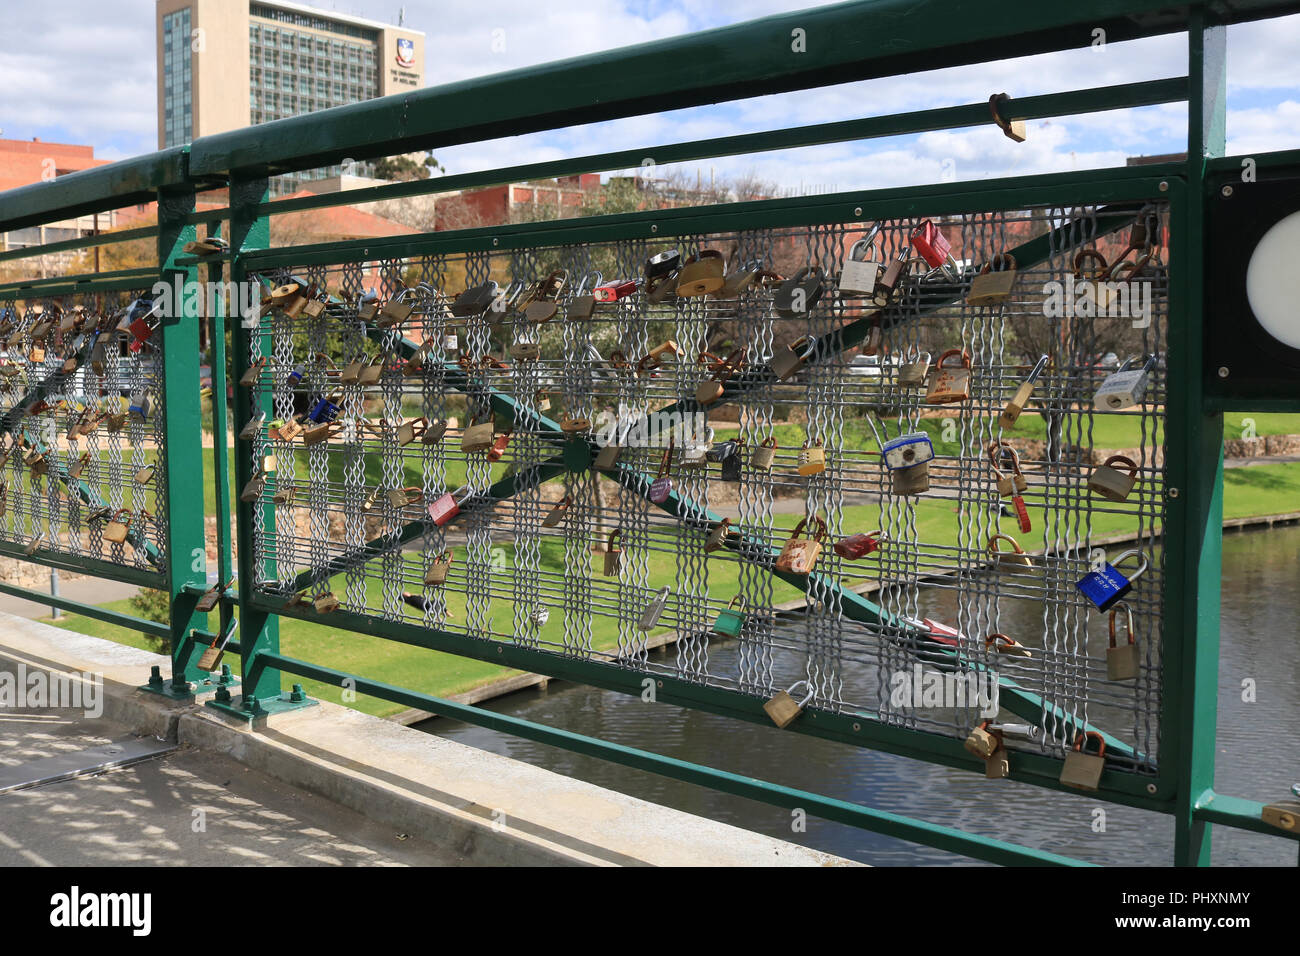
(1076, 549, 1148, 611)
(286, 364, 305, 386)
(308, 396, 339, 424)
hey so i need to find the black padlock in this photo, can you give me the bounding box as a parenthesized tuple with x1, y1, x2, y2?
(705, 439, 740, 463)
(451, 281, 499, 317)
(772, 266, 825, 317)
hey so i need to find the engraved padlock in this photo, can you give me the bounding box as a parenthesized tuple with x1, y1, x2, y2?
(926, 349, 972, 404)
(1088, 455, 1139, 503)
(1076, 549, 1148, 612)
(1106, 601, 1140, 681)
(1060, 732, 1107, 791)
(775, 516, 827, 575)
(763, 680, 814, 728)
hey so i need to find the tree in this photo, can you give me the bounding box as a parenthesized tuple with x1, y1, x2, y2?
(372, 152, 444, 182)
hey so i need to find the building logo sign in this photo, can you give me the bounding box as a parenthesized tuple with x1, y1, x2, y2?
(396, 37, 415, 68)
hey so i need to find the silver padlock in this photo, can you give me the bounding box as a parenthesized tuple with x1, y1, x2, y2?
(1093, 355, 1156, 411)
(638, 586, 671, 632)
(838, 227, 885, 296)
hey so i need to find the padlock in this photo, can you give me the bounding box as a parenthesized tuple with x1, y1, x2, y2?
(240, 357, 268, 388)
(313, 592, 340, 614)
(763, 680, 814, 728)
(529, 605, 550, 628)
(644, 272, 678, 304)
(451, 281, 500, 317)
(1088, 455, 1139, 502)
(567, 271, 602, 319)
(891, 460, 930, 495)
(1106, 601, 1140, 681)
(751, 437, 777, 471)
(988, 533, 1034, 573)
(196, 624, 236, 672)
(706, 438, 741, 465)
(834, 531, 883, 560)
(106, 411, 127, 433)
(535, 390, 552, 412)
(909, 219, 960, 279)
(880, 431, 935, 471)
(240, 473, 267, 503)
(603, 529, 624, 576)
(1093, 355, 1155, 411)
(986, 633, 1032, 658)
(377, 292, 415, 328)
(594, 444, 621, 470)
(705, 518, 735, 553)
(638, 586, 671, 631)
(461, 415, 495, 453)
(1097, 254, 1153, 313)
(998, 354, 1050, 429)
(134, 464, 155, 484)
(68, 452, 90, 480)
(277, 417, 304, 441)
(926, 349, 972, 404)
(966, 253, 1019, 307)
(273, 484, 296, 505)
(771, 335, 815, 381)
(797, 440, 826, 477)
(838, 230, 885, 296)
(712, 595, 747, 638)
(773, 266, 825, 317)
(719, 258, 763, 297)
(964, 720, 999, 759)
(775, 516, 827, 575)
(897, 349, 932, 388)
(675, 250, 726, 297)
(24, 447, 47, 475)
(425, 550, 453, 586)
(541, 495, 571, 529)
(648, 441, 674, 503)
(645, 249, 681, 281)
(695, 348, 743, 405)
(1060, 732, 1107, 790)
(719, 443, 744, 482)
(340, 353, 367, 384)
(396, 417, 428, 446)
(240, 412, 266, 441)
(103, 509, 133, 544)
(23, 534, 44, 556)
(387, 486, 423, 508)
(307, 395, 340, 425)
(560, 417, 591, 435)
(1076, 549, 1149, 612)
(637, 340, 680, 377)
(593, 278, 638, 303)
(509, 338, 540, 361)
(441, 327, 459, 351)
(421, 419, 449, 445)
(988, 440, 1028, 497)
(1261, 796, 1300, 832)
(427, 490, 462, 527)
(487, 431, 512, 462)
(357, 352, 388, 386)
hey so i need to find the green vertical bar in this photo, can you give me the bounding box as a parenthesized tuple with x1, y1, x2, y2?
(228, 173, 280, 708)
(1165, 10, 1227, 867)
(157, 184, 208, 685)
(205, 218, 235, 652)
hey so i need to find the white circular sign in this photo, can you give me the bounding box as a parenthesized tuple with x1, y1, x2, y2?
(1245, 209, 1300, 350)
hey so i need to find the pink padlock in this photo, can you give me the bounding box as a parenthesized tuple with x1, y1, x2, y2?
(427, 491, 461, 526)
(834, 531, 883, 560)
(910, 219, 950, 267)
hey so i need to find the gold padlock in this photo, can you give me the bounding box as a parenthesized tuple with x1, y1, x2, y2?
(966, 252, 1019, 307)
(358, 352, 388, 386)
(695, 348, 743, 405)
(763, 680, 813, 728)
(797, 440, 826, 477)
(926, 349, 972, 404)
(425, 550, 453, 586)
(674, 250, 726, 297)
(775, 516, 827, 576)
(134, 464, 155, 484)
(964, 720, 998, 759)
(891, 460, 930, 495)
(240, 357, 268, 388)
(421, 419, 449, 445)
(397, 417, 427, 446)
(988, 533, 1033, 573)
(240, 473, 267, 503)
(1088, 455, 1139, 502)
(68, 451, 91, 481)
(1060, 732, 1107, 791)
(751, 437, 777, 471)
(986, 745, 1010, 779)
(1261, 799, 1300, 832)
(103, 509, 133, 544)
(302, 421, 340, 445)
(603, 529, 624, 576)
(704, 517, 733, 553)
(461, 415, 495, 453)
(1107, 602, 1140, 681)
(541, 495, 571, 529)
(273, 485, 296, 505)
(988, 440, 1027, 497)
(998, 354, 1049, 429)
(897, 348, 931, 387)
(771, 335, 814, 381)
(387, 486, 423, 508)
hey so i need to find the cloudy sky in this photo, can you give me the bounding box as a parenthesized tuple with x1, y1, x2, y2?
(1, 0, 1298, 193)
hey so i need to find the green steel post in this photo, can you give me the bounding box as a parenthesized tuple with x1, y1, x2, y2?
(205, 218, 235, 668)
(228, 174, 280, 708)
(1166, 10, 1228, 867)
(156, 184, 209, 687)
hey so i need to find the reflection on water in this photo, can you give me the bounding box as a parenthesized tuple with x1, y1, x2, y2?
(422, 525, 1300, 865)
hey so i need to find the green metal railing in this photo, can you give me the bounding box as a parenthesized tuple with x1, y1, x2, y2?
(1, 0, 1298, 866)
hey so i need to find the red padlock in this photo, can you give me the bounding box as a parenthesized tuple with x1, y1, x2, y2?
(1011, 495, 1031, 533)
(834, 531, 883, 560)
(487, 430, 512, 462)
(593, 279, 638, 303)
(427, 491, 461, 526)
(910, 219, 951, 268)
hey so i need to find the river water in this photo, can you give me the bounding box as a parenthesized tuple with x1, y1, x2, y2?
(421, 525, 1300, 865)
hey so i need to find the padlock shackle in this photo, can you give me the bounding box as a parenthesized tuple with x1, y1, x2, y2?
(987, 532, 1026, 556)
(1072, 248, 1110, 279)
(1073, 731, 1106, 758)
(935, 348, 971, 370)
(978, 252, 1018, 274)
(782, 680, 816, 708)
(1111, 548, 1149, 582)
(1101, 455, 1139, 478)
(1108, 601, 1136, 647)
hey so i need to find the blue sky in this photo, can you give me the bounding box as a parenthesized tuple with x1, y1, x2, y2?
(0, 0, 1297, 193)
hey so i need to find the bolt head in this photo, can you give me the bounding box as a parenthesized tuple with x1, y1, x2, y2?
(1218, 366, 1230, 378)
(854, 207, 863, 217)
(1221, 185, 1234, 198)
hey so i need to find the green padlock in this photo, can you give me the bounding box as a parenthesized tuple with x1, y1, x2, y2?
(712, 595, 747, 638)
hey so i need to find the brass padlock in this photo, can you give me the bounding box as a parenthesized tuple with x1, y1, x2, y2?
(998, 354, 1049, 429)
(302, 421, 340, 445)
(594, 444, 621, 470)
(988, 533, 1033, 573)
(240, 473, 267, 503)
(897, 349, 932, 388)
(377, 292, 416, 328)
(103, 509, 133, 544)
(425, 550, 453, 586)
(397, 417, 428, 446)
(763, 680, 814, 728)
(771, 335, 815, 381)
(695, 348, 743, 405)
(273, 485, 296, 505)
(774, 516, 827, 575)
(964, 720, 998, 759)
(797, 440, 826, 477)
(986, 745, 1010, 780)
(25, 447, 47, 476)
(1060, 732, 1107, 791)
(240, 357, 268, 388)
(509, 338, 540, 361)
(1088, 455, 1139, 502)
(134, 464, 155, 484)
(988, 440, 1028, 497)
(704, 518, 733, 553)
(926, 349, 972, 404)
(751, 437, 777, 471)
(891, 460, 930, 495)
(278, 417, 304, 441)
(341, 352, 366, 385)
(29, 339, 47, 363)
(68, 451, 90, 480)
(421, 419, 449, 445)
(966, 252, 1019, 307)
(541, 495, 571, 529)
(675, 250, 726, 297)
(603, 529, 624, 576)
(357, 352, 388, 386)
(1106, 601, 1140, 681)
(461, 415, 495, 453)
(1261, 797, 1300, 833)
(387, 486, 423, 508)
(986, 633, 1032, 658)
(313, 592, 340, 614)
(106, 411, 127, 433)
(566, 271, 602, 320)
(719, 258, 763, 297)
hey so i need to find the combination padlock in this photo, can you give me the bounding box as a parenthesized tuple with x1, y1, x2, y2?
(712, 596, 747, 638)
(763, 680, 814, 729)
(1093, 355, 1156, 411)
(1088, 455, 1139, 502)
(897, 348, 932, 388)
(751, 437, 777, 471)
(966, 252, 1019, 307)
(1076, 549, 1148, 611)
(838, 228, 885, 296)
(988, 533, 1034, 573)
(1106, 601, 1140, 680)
(638, 586, 671, 632)
(772, 266, 825, 317)
(926, 349, 972, 404)
(797, 440, 826, 477)
(1060, 732, 1107, 791)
